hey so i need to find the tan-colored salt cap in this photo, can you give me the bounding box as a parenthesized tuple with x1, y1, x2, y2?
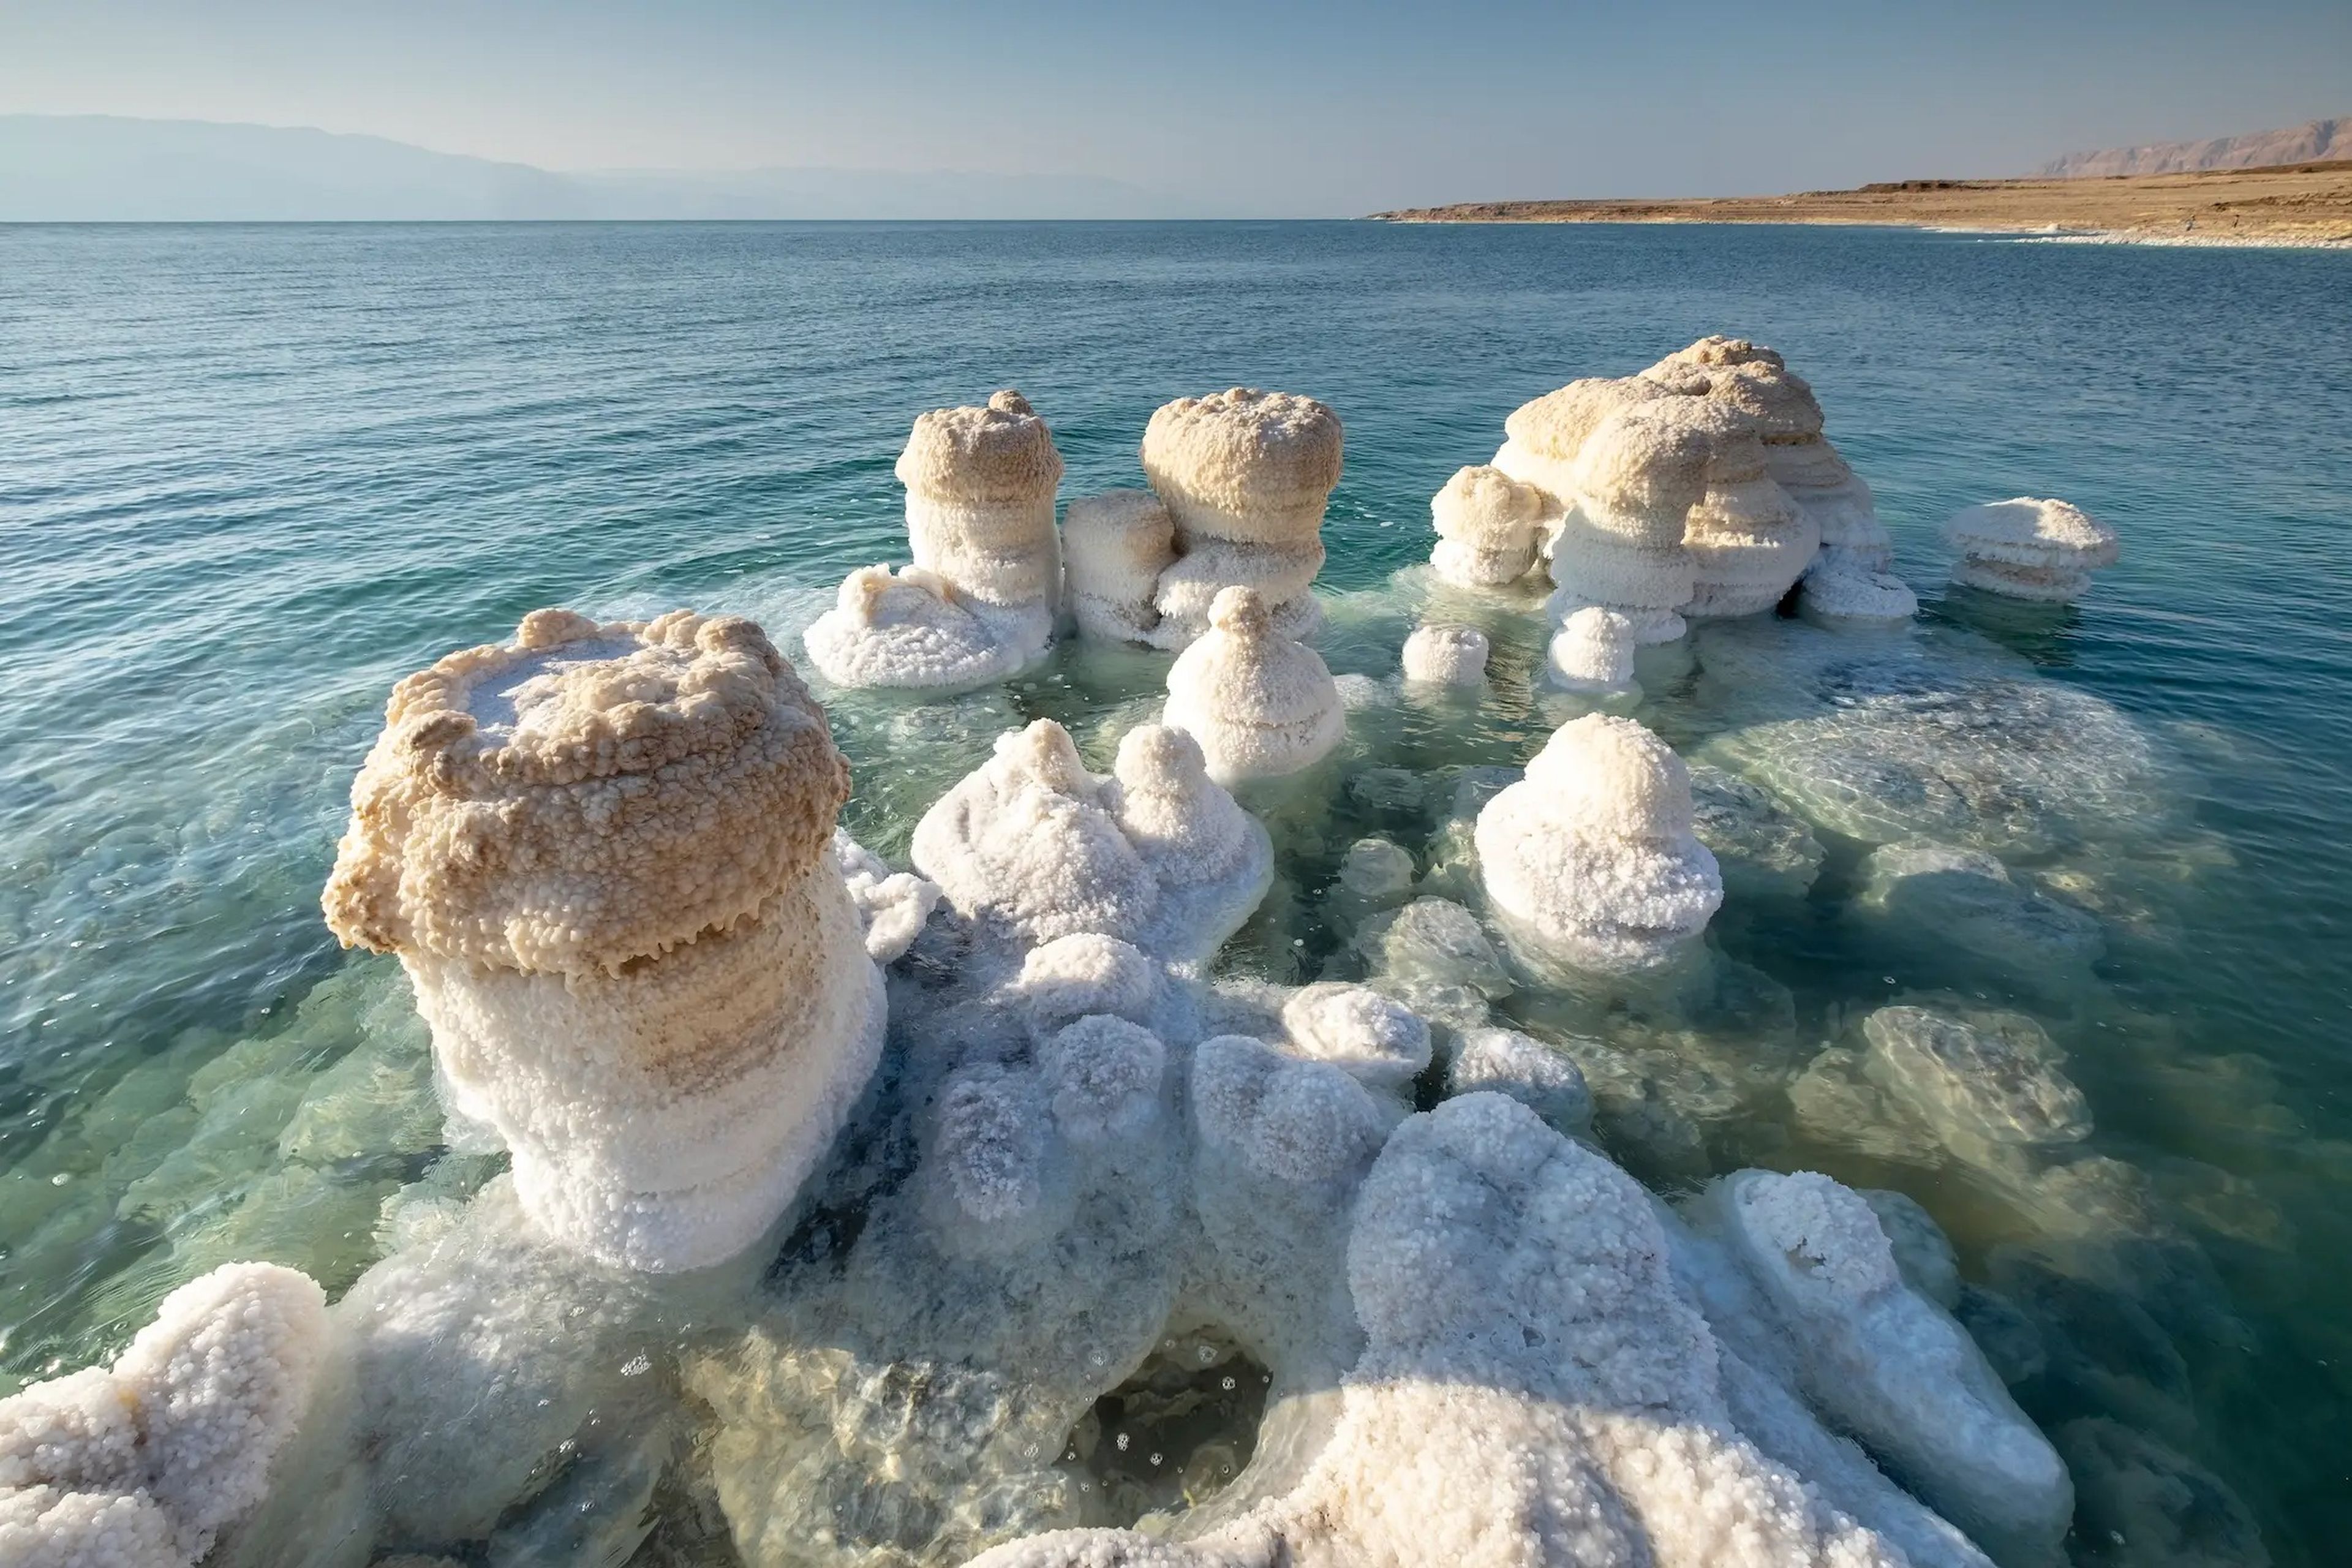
(894, 388, 1066, 503)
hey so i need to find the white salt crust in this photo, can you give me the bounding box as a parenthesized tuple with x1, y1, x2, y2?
(1399, 624, 1490, 687)
(1162, 587, 1346, 784)
(1942, 498, 2119, 603)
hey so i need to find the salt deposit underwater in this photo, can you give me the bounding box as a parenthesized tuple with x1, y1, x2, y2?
(3, 222, 2350, 1567)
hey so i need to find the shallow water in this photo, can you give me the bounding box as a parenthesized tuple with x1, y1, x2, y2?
(2, 221, 2348, 1566)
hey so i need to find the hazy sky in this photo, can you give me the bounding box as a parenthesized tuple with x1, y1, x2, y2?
(6, 0, 2348, 214)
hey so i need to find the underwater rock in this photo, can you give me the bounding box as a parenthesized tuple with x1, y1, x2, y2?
(1398, 623, 1489, 687)
(1476, 714, 1723, 974)
(1855, 839, 2106, 981)
(1862, 1003, 2092, 1159)
(808, 391, 1066, 684)
(1322, 837, 1417, 937)
(1687, 1170, 2073, 1567)
(1353, 896, 1514, 1004)
(0, 1262, 329, 1568)
(911, 719, 1273, 965)
(1063, 489, 1178, 644)
(1861, 1189, 1965, 1311)
(1161, 587, 1346, 785)
(2054, 1419, 2269, 1568)
(1942, 498, 2119, 604)
(1687, 763, 1826, 899)
(322, 608, 884, 1272)
(1139, 388, 1341, 647)
(1545, 605, 1638, 695)
(1428, 464, 1545, 586)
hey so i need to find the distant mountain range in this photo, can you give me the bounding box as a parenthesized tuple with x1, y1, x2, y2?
(0, 115, 1187, 221)
(2036, 116, 2347, 179)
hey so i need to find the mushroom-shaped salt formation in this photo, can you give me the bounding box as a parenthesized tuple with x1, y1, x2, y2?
(1161, 586, 1346, 784)
(1689, 1170, 2073, 1567)
(1545, 605, 1638, 694)
(0, 1262, 328, 1568)
(910, 718, 1272, 963)
(1490, 374, 1671, 513)
(1942, 497, 2120, 603)
(802, 565, 1022, 690)
(1060, 489, 1176, 643)
(322, 609, 885, 1272)
(803, 391, 1065, 686)
(1547, 398, 1708, 643)
(1136, 387, 1342, 646)
(1428, 464, 1545, 586)
(1679, 403, 1820, 617)
(1647, 336, 1897, 575)
(1399, 622, 1488, 687)
(1476, 714, 1723, 972)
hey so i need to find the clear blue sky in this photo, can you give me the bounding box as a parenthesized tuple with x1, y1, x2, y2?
(5, 0, 2348, 214)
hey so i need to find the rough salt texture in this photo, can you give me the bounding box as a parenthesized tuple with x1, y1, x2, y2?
(0, 1263, 329, 1568)
(899, 390, 1066, 616)
(1942, 498, 2120, 603)
(1477, 715, 1724, 973)
(1062, 490, 1178, 643)
(832, 829, 944, 963)
(1688, 1171, 2073, 1567)
(1492, 376, 1672, 508)
(1798, 560, 1919, 624)
(1428, 464, 1545, 586)
(1139, 388, 1341, 645)
(804, 565, 1027, 691)
(323, 608, 849, 975)
(911, 719, 1272, 963)
(1679, 409, 1820, 619)
(1547, 606, 1638, 693)
(1163, 587, 1346, 784)
(1277, 982, 1433, 1091)
(325, 608, 884, 1271)
(1399, 624, 1490, 687)
(1446, 1027, 1593, 1131)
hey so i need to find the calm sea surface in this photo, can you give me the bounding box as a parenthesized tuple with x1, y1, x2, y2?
(2, 221, 2347, 1564)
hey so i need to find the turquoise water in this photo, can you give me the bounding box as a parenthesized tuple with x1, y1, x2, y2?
(2, 221, 2349, 1564)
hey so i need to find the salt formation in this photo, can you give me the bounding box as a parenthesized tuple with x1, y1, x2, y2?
(1798, 561, 1920, 623)
(1491, 375, 1669, 511)
(0, 1262, 328, 1567)
(1428, 464, 1545, 586)
(910, 718, 1273, 963)
(1942, 497, 2120, 603)
(1855, 840, 2105, 982)
(1686, 1171, 2073, 1566)
(1060, 489, 1175, 642)
(1476, 714, 1723, 972)
(1546, 399, 1708, 643)
(805, 390, 1065, 687)
(1277, 982, 1433, 1092)
(832, 829, 943, 963)
(1161, 586, 1346, 783)
(1398, 622, 1488, 686)
(1677, 404, 1822, 617)
(1545, 605, 1638, 693)
(1120, 387, 1343, 647)
(321, 608, 886, 1271)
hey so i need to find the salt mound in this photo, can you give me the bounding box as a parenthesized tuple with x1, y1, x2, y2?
(1547, 605, 1638, 694)
(322, 608, 884, 1270)
(1137, 387, 1341, 646)
(1492, 375, 1670, 509)
(807, 390, 1065, 685)
(0, 1262, 329, 1568)
(1678, 404, 1820, 617)
(832, 829, 943, 963)
(1689, 1170, 2073, 1566)
(1546, 399, 1709, 643)
(1061, 489, 1176, 643)
(1162, 586, 1346, 783)
(910, 718, 1272, 963)
(1799, 559, 1919, 623)
(1428, 464, 1545, 586)
(1399, 623, 1489, 687)
(1942, 497, 2120, 603)
(1278, 981, 1433, 1091)
(1477, 714, 1724, 972)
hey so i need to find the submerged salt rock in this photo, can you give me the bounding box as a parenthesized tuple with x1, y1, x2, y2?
(1861, 1003, 2092, 1155)
(802, 564, 1023, 690)
(913, 719, 1271, 963)
(1399, 623, 1489, 686)
(1140, 387, 1341, 645)
(2055, 1419, 2270, 1568)
(1943, 498, 2120, 603)
(1061, 489, 1177, 643)
(0, 1262, 329, 1568)
(1477, 714, 1723, 972)
(1162, 586, 1346, 784)
(1687, 762, 1826, 899)
(1692, 1170, 2073, 1567)
(1546, 605, 1638, 693)
(323, 610, 883, 1270)
(1857, 840, 2106, 978)
(1428, 464, 1545, 585)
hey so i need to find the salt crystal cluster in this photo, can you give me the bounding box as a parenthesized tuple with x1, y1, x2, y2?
(805, 390, 1066, 687)
(1942, 497, 2120, 603)
(1427, 463, 1547, 586)
(1398, 622, 1489, 687)
(911, 718, 1273, 964)
(0, 1262, 329, 1568)
(1162, 586, 1346, 783)
(322, 608, 885, 1271)
(1065, 388, 1343, 647)
(1477, 714, 1724, 972)
(1547, 604, 1638, 694)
